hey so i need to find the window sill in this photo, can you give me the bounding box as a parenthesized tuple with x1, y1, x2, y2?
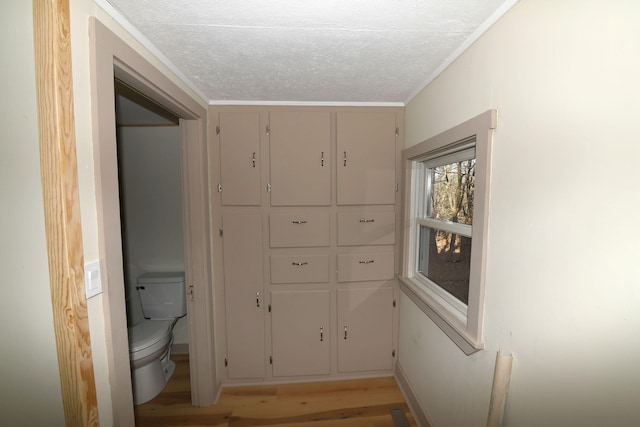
(398, 275, 484, 355)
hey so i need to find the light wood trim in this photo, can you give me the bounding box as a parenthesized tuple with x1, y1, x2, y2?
(33, 0, 99, 425)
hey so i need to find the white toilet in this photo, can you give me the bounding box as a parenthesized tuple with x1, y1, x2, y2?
(128, 271, 186, 405)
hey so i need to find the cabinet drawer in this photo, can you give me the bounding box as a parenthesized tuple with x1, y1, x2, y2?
(337, 212, 395, 246)
(270, 254, 330, 284)
(270, 213, 330, 247)
(337, 252, 395, 282)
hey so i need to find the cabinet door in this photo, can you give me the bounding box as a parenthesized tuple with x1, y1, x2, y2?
(271, 290, 330, 377)
(269, 111, 331, 206)
(219, 112, 261, 206)
(337, 112, 396, 205)
(222, 214, 265, 378)
(337, 287, 394, 373)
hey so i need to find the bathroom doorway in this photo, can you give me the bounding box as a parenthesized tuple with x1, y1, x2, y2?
(114, 81, 189, 351)
(91, 19, 217, 425)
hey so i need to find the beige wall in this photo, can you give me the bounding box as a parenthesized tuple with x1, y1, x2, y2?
(0, 1, 66, 425)
(401, 1, 640, 426)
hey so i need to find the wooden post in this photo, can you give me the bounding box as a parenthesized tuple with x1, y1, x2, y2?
(33, 0, 99, 425)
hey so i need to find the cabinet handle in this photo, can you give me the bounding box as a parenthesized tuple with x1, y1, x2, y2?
(343, 151, 347, 167)
(291, 261, 308, 266)
(256, 291, 260, 308)
(359, 260, 375, 264)
(252, 152, 256, 168)
(344, 324, 348, 340)
(291, 220, 307, 224)
(359, 219, 375, 223)
(320, 326, 324, 342)
(321, 151, 324, 167)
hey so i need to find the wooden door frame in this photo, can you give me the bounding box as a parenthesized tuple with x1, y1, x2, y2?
(33, 0, 99, 425)
(89, 18, 218, 424)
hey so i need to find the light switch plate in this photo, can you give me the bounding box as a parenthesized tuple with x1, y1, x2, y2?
(84, 260, 102, 299)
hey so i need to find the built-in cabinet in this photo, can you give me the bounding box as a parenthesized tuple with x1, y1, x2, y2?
(212, 106, 403, 383)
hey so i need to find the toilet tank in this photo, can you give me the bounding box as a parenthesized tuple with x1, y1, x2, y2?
(137, 272, 187, 319)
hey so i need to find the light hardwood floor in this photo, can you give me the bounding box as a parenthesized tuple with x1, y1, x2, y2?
(135, 354, 417, 426)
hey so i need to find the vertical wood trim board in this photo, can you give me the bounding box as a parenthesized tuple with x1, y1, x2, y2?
(33, 0, 99, 425)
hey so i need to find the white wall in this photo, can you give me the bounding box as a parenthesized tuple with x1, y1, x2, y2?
(401, 1, 640, 426)
(0, 2, 65, 425)
(118, 125, 189, 343)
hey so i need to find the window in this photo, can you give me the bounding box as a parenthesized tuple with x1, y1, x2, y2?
(400, 110, 496, 354)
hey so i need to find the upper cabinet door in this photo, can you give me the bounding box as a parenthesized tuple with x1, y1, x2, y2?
(219, 112, 261, 206)
(337, 112, 396, 205)
(269, 111, 331, 206)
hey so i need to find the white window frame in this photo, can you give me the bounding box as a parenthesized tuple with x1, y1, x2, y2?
(400, 110, 496, 354)
(412, 143, 475, 319)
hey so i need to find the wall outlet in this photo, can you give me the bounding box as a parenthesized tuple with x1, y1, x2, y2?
(84, 260, 102, 299)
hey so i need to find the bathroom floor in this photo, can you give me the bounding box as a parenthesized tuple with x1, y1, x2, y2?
(134, 354, 417, 426)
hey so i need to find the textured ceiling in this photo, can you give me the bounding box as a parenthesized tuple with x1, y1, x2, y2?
(102, 0, 515, 104)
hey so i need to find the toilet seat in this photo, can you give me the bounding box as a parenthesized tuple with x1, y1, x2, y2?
(128, 320, 172, 361)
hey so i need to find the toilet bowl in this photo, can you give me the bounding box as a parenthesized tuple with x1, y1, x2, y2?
(128, 319, 175, 405)
(127, 272, 186, 405)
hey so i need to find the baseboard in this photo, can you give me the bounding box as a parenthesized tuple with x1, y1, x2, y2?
(221, 372, 395, 388)
(213, 379, 223, 404)
(172, 343, 189, 355)
(394, 362, 434, 427)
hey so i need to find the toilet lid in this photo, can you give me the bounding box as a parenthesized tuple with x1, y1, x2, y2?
(128, 320, 172, 353)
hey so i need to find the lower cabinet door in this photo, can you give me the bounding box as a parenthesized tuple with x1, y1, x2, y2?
(337, 287, 394, 373)
(225, 287, 265, 379)
(222, 214, 265, 379)
(271, 290, 331, 377)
